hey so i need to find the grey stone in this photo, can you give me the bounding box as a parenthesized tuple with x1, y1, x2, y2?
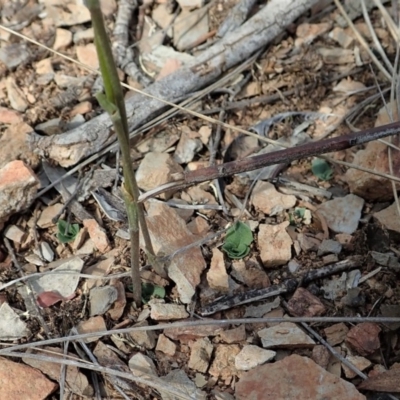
(317, 194, 364, 234)
(258, 322, 315, 348)
(89, 286, 118, 316)
(318, 239, 342, 256)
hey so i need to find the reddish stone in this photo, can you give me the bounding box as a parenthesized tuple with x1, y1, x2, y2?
(83, 219, 111, 253)
(358, 368, 400, 392)
(236, 355, 365, 400)
(0, 107, 22, 124)
(0, 357, 57, 399)
(0, 160, 39, 230)
(346, 322, 381, 356)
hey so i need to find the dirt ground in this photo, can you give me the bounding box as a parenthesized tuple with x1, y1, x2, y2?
(1, 0, 400, 399)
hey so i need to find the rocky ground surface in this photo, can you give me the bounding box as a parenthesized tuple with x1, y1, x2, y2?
(0, 0, 400, 399)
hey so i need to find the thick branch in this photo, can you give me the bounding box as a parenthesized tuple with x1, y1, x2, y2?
(29, 0, 320, 167)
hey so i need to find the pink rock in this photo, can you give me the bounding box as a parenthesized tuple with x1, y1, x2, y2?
(258, 322, 315, 349)
(207, 248, 229, 292)
(187, 216, 209, 237)
(76, 43, 98, 69)
(4, 224, 26, 243)
(342, 355, 371, 379)
(324, 322, 349, 346)
(0, 107, 22, 124)
(76, 316, 107, 343)
(37, 203, 64, 228)
(129, 320, 157, 349)
(345, 142, 388, 200)
(235, 345, 276, 371)
(258, 222, 292, 267)
(100, 0, 117, 16)
(374, 202, 400, 233)
(329, 27, 354, 48)
(107, 280, 126, 320)
(346, 322, 381, 356)
(22, 346, 92, 396)
(164, 320, 224, 341)
(0, 357, 57, 400)
(296, 22, 332, 45)
(359, 368, 400, 392)
(157, 58, 182, 80)
(53, 28, 72, 50)
(188, 337, 213, 373)
(251, 181, 296, 215)
(156, 334, 176, 356)
(236, 354, 365, 400)
(144, 202, 206, 303)
(136, 152, 183, 200)
(209, 344, 240, 380)
(0, 122, 39, 169)
(6, 77, 28, 112)
(345, 102, 400, 201)
(219, 325, 246, 344)
(83, 219, 111, 253)
(0, 160, 39, 230)
(150, 301, 189, 320)
(70, 101, 92, 117)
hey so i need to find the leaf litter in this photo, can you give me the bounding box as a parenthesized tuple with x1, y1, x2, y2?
(2, 0, 400, 399)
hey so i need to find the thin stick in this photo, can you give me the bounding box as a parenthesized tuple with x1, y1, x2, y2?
(301, 320, 368, 379)
(139, 120, 400, 200)
(2, 316, 400, 354)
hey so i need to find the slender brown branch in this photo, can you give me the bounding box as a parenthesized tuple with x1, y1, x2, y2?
(139, 120, 400, 201)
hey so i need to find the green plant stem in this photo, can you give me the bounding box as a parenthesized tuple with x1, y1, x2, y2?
(86, 0, 163, 304)
(112, 113, 142, 305)
(85, 0, 127, 128)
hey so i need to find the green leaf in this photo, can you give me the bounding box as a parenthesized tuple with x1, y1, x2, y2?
(295, 207, 306, 218)
(222, 221, 253, 259)
(311, 158, 333, 181)
(141, 283, 166, 304)
(57, 220, 80, 243)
